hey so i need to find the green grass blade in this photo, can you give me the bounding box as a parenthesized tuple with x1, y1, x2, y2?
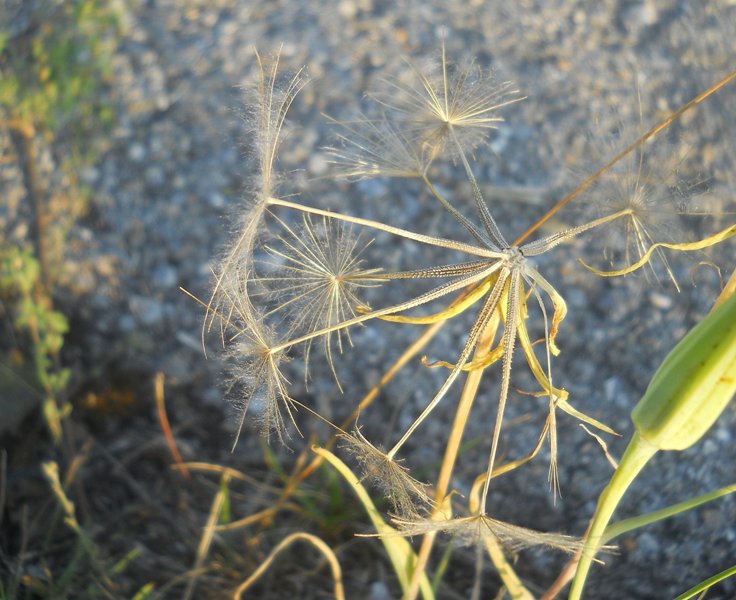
(313, 446, 435, 600)
(132, 582, 156, 600)
(603, 483, 736, 544)
(673, 564, 736, 600)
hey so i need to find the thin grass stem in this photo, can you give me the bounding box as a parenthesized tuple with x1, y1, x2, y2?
(514, 69, 736, 246)
(232, 532, 345, 600)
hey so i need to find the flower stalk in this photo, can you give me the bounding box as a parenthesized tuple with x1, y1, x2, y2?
(571, 291, 736, 599)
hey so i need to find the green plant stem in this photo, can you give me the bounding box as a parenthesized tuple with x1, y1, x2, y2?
(602, 483, 736, 544)
(569, 433, 658, 600)
(20, 282, 63, 445)
(1, 134, 66, 444)
(20, 130, 50, 291)
(8, 122, 49, 289)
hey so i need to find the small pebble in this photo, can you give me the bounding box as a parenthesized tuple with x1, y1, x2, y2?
(152, 263, 178, 289)
(369, 581, 390, 600)
(129, 295, 165, 326)
(307, 152, 329, 176)
(208, 191, 227, 208)
(649, 292, 674, 310)
(128, 143, 146, 162)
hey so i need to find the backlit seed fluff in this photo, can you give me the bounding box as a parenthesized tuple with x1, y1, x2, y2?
(369, 42, 524, 159)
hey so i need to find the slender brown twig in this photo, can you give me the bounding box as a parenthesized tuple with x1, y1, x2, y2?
(515, 70, 736, 246)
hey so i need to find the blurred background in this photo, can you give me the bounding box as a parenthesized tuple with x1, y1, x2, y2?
(1, 1, 735, 598)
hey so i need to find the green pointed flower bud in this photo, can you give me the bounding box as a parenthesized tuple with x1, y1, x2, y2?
(632, 292, 736, 451)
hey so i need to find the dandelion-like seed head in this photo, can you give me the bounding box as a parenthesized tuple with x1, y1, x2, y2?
(228, 340, 292, 444)
(194, 42, 736, 596)
(245, 50, 308, 199)
(502, 246, 526, 269)
(581, 122, 700, 288)
(327, 115, 429, 180)
(339, 428, 433, 517)
(205, 50, 307, 347)
(259, 213, 383, 386)
(600, 153, 678, 226)
(600, 164, 688, 286)
(370, 42, 523, 158)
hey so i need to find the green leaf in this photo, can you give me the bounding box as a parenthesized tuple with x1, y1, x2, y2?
(131, 582, 156, 600)
(632, 291, 736, 450)
(673, 565, 736, 600)
(218, 476, 231, 525)
(46, 311, 70, 336)
(603, 483, 736, 544)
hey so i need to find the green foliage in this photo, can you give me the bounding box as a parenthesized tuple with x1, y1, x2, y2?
(0, 244, 71, 440)
(0, 0, 122, 442)
(0, 577, 14, 600)
(218, 474, 232, 525)
(131, 583, 157, 600)
(260, 441, 361, 535)
(674, 565, 736, 600)
(0, 245, 70, 392)
(0, 0, 121, 138)
(29, 462, 143, 599)
(632, 290, 736, 450)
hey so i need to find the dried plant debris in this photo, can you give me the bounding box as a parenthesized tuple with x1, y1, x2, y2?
(392, 513, 587, 555)
(339, 428, 433, 517)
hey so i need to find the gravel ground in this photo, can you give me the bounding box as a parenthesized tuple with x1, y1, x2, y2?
(2, 1, 736, 598)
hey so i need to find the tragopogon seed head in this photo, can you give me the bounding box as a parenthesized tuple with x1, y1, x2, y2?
(326, 114, 429, 179)
(205, 50, 307, 346)
(370, 41, 523, 159)
(579, 122, 703, 288)
(246, 49, 308, 199)
(258, 213, 383, 386)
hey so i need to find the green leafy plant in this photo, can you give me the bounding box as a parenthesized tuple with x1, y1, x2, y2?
(0, 0, 121, 440)
(1, 8, 123, 595)
(569, 287, 736, 599)
(0, 0, 119, 139)
(0, 245, 71, 442)
(198, 46, 736, 599)
(1, 0, 121, 288)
